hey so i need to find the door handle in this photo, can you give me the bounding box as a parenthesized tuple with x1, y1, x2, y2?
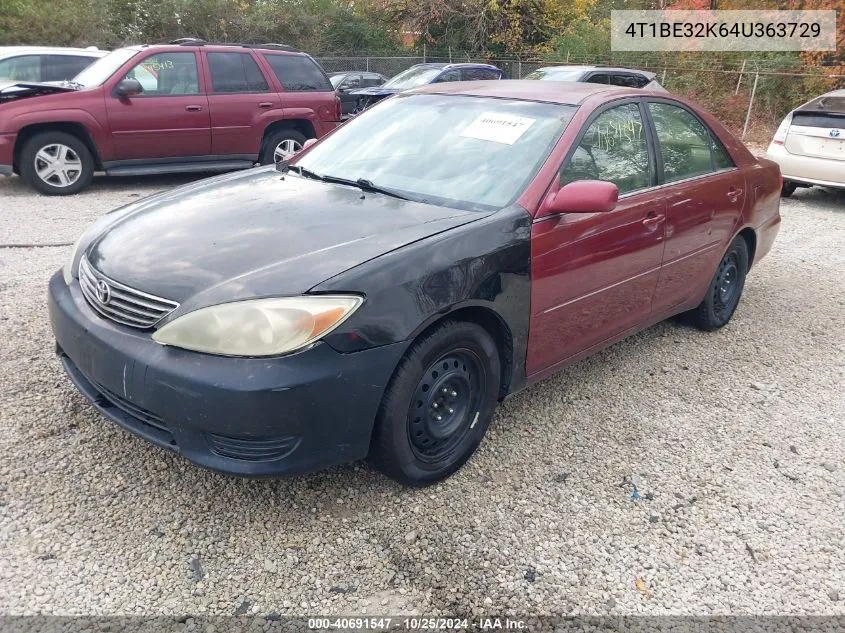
(258, 102, 273, 108)
(727, 187, 743, 202)
(642, 213, 665, 230)
(185, 105, 203, 112)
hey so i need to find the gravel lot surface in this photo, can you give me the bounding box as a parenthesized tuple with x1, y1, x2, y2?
(1, 173, 843, 618)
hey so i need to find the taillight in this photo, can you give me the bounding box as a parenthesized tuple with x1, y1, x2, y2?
(772, 112, 792, 145)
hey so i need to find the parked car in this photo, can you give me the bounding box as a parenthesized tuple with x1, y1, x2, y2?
(51, 81, 781, 485)
(0, 41, 341, 195)
(766, 88, 845, 197)
(0, 46, 106, 84)
(349, 62, 504, 112)
(525, 65, 666, 90)
(329, 71, 387, 116)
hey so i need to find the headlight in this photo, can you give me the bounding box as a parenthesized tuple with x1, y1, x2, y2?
(62, 233, 86, 284)
(151, 295, 363, 357)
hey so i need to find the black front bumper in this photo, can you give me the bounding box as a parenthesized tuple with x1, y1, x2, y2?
(48, 272, 407, 477)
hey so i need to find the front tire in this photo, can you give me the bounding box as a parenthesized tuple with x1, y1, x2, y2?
(19, 132, 94, 195)
(369, 321, 501, 486)
(781, 181, 798, 198)
(688, 236, 749, 331)
(260, 129, 307, 165)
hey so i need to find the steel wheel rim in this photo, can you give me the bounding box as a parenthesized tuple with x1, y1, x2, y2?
(407, 348, 485, 463)
(273, 139, 302, 163)
(34, 144, 82, 188)
(714, 252, 740, 318)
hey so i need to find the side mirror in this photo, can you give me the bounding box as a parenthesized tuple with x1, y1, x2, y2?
(302, 138, 318, 151)
(539, 180, 619, 217)
(116, 78, 143, 98)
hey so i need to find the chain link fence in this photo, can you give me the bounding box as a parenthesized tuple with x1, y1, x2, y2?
(315, 54, 845, 145)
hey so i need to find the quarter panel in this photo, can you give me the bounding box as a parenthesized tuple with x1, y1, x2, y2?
(313, 206, 533, 396)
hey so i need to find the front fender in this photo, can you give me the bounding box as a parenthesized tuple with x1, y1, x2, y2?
(313, 205, 533, 396)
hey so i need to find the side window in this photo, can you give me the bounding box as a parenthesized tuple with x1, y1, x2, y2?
(560, 103, 651, 195)
(122, 53, 199, 96)
(0, 55, 41, 81)
(461, 68, 499, 81)
(648, 102, 725, 182)
(435, 69, 461, 83)
(712, 137, 734, 170)
(585, 73, 609, 85)
(363, 74, 385, 87)
(610, 74, 648, 88)
(262, 54, 333, 91)
(341, 74, 361, 90)
(207, 52, 268, 93)
(42, 55, 95, 82)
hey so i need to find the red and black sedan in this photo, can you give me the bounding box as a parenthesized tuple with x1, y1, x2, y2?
(49, 81, 781, 485)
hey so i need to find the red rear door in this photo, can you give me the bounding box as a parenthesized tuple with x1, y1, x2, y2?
(527, 101, 666, 378)
(104, 50, 211, 160)
(644, 101, 746, 314)
(202, 51, 281, 156)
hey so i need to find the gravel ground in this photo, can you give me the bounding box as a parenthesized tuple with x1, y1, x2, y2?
(0, 172, 844, 618)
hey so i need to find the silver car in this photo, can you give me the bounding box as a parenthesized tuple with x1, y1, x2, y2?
(766, 89, 845, 197)
(0, 46, 107, 84)
(524, 65, 666, 91)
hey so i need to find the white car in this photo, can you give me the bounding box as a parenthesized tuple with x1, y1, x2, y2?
(0, 46, 107, 84)
(766, 89, 845, 197)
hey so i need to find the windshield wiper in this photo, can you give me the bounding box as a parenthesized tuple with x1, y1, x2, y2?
(277, 162, 324, 181)
(354, 178, 409, 200)
(279, 164, 409, 200)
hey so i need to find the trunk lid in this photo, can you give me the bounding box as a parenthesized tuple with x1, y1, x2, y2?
(785, 95, 845, 161)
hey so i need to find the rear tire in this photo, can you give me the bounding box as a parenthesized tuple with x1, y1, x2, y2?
(260, 129, 308, 165)
(19, 132, 93, 195)
(369, 321, 501, 486)
(781, 181, 798, 198)
(688, 236, 749, 331)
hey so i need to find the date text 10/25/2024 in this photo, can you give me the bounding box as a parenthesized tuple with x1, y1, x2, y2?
(307, 617, 527, 630)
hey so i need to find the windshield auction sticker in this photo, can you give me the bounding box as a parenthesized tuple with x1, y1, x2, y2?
(611, 10, 837, 51)
(460, 112, 536, 145)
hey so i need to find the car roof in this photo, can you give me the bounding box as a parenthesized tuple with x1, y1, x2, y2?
(534, 65, 656, 79)
(0, 46, 106, 58)
(412, 79, 639, 105)
(124, 43, 308, 56)
(411, 62, 501, 70)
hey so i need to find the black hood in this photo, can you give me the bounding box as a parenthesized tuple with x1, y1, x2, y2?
(88, 167, 490, 316)
(0, 81, 77, 103)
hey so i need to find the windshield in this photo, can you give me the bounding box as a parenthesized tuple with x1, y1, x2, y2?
(525, 69, 585, 82)
(295, 94, 576, 211)
(383, 66, 443, 90)
(329, 74, 347, 88)
(73, 48, 138, 87)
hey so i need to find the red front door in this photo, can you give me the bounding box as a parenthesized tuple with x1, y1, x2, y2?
(526, 101, 666, 378)
(105, 51, 211, 160)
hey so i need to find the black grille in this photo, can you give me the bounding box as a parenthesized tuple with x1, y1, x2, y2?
(79, 257, 179, 329)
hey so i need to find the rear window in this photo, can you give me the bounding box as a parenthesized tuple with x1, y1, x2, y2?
(262, 54, 332, 92)
(43, 55, 95, 82)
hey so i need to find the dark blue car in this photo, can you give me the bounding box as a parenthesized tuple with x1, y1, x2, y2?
(349, 62, 504, 112)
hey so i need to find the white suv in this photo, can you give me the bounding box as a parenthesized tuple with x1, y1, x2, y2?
(0, 47, 107, 84)
(766, 89, 845, 197)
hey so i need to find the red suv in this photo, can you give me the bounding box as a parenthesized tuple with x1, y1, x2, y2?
(0, 41, 341, 195)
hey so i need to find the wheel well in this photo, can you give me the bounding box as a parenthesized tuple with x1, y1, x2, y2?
(414, 306, 514, 401)
(261, 119, 317, 150)
(14, 122, 102, 172)
(738, 227, 757, 268)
